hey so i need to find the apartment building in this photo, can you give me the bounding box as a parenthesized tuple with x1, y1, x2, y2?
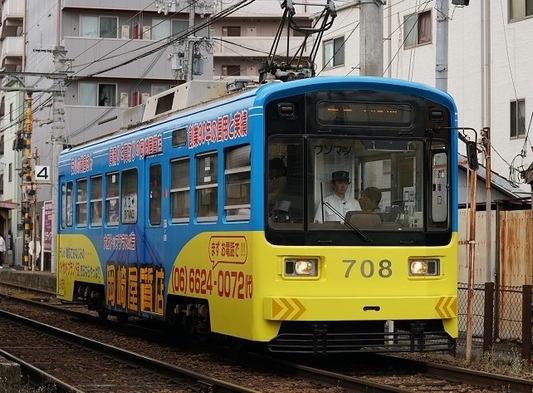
(316, 1, 533, 197)
(0, 0, 314, 267)
(210, 0, 312, 80)
(0, 0, 25, 265)
(1, 0, 218, 266)
(3, 0, 530, 268)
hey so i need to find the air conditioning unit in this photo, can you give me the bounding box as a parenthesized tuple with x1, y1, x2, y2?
(141, 93, 150, 104)
(121, 25, 130, 39)
(120, 92, 129, 108)
(143, 26, 151, 40)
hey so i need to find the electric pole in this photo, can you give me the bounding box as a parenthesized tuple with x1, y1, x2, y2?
(359, 0, 384, 76)
(435, 0, 449, 91)
(21, 92, 34, 271)
(51, 46, 68, 274)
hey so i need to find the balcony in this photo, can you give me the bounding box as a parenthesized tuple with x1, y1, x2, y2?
(213, 36, 307, 58)
(1, 0, 24, 40)
(1, 36, 23, 72)
(63, 36, 176, 80)
(62, 0, 155, 11)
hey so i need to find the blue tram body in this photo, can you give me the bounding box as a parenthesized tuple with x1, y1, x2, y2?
(58, 76, 459, 354)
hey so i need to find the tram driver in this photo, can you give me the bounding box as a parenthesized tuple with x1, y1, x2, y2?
(314, 171, 361, 223)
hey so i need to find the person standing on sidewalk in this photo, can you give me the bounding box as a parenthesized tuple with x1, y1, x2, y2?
(0, 234, 6, 267)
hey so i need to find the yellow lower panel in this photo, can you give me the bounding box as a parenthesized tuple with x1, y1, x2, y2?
(57, 234, 104, 300)
(263, 296, 457, 322)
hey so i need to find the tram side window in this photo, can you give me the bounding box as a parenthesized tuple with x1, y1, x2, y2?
(61, 181, 73, 228)
(196, 152, 218, 221)
(90, 176, 103, 226)
(76, 179, 87, 227)
(430, 147, 449, 228)
(121, 169, 138, 224)
(106, 172, 119, 225)
(267, 138, 304, 229)
(149, 164, 162, 225)
(170, 158, 190, 223)
(225, 144, 250, 221)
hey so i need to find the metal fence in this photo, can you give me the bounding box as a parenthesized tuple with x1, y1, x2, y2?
(457, 283, 532, 361)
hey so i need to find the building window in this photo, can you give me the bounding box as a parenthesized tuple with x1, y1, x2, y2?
(404, 10, 432, 48)
(509, 0, 533, 21)
(8, 163, 12, 182)
(510, 99, 526, 138)
(80, 15, 118, 38)
(222, 26, 241, 36)
(323, 37, 345, 68)
(152, 19, 188, 40)
(222, 65, 241, 76)
(79, 82, 117, 107)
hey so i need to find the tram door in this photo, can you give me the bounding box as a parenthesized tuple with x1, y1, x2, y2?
(145, 161, 164, 264)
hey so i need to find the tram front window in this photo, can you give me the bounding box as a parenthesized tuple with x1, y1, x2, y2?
(266, 137, 450, 233)
(309, 138, 429, 231)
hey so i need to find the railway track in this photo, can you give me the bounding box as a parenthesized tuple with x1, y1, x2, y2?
(0, 309, 260, 392)
(2, 286, 533, 392)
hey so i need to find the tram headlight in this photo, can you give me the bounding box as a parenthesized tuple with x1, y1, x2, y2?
(284, 258, 318, 277)
(409, 258, 439, 276)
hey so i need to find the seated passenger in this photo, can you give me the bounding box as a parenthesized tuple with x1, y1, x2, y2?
(359, 187, 382, 212)
(314, 171, 361, 223)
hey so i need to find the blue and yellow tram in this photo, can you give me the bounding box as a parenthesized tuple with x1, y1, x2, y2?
(57, 76, 459, 354)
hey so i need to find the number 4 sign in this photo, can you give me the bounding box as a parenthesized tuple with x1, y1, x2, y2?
(34, 165, 51, 183)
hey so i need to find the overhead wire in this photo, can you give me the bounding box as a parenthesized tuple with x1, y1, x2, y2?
(68, 47, 168, 140)
(68, 0, 187, 76)
(61, 0, 256, 141)
(70, 0, 256, 81)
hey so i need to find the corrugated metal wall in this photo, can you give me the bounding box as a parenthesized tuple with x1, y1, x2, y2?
(459, 207, 532, 287)
(458, 205, 532, 340)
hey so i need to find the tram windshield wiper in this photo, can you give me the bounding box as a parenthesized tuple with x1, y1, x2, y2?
(318, 184, 371, 242)
(321, 201, 372, 242)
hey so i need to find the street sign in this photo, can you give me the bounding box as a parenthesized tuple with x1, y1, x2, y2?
(35, 165, 51, 183)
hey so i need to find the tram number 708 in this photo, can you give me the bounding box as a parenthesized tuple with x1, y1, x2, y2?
(342, 259, 393, 279)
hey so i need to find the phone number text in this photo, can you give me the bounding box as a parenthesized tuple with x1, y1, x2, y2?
(171, 266, 253, 299)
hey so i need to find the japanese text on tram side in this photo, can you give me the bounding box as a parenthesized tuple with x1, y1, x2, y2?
(103, 233, 136, 250)
(106, 263, 165, 315)
(70, 154, 93, 175)
(209, 235, 247, 268)
(108, 134, 163, 166)
(58, 259, 102, 280)
(188, 110, 248, 149)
